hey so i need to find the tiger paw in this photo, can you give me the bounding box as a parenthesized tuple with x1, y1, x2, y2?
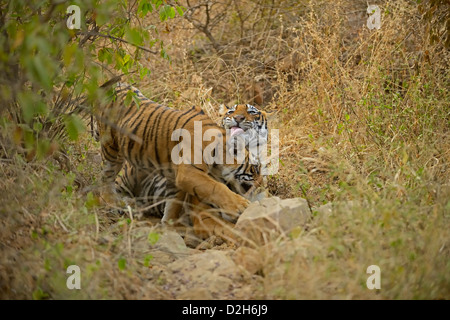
(220, 195, 250, 223)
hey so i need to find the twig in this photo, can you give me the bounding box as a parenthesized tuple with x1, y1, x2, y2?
(54, 213, 69, 233)
(94, 209, 100, 241)
(126, 205, 134, 257)
(77, 30, 158, 54)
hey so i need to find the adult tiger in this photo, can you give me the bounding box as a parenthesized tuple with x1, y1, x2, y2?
(97, 83, 261, 232)
(115, 103, 271, 219)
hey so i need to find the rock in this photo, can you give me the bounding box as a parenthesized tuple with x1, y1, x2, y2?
(178, 287, 213, 300)
(235, 197, 311, 246)
(154, 229, 190, 257)
(127, 227, 192, 266)
(166, 250, 242, 299)
(313, 202, 332, 218)
(232, 246, 262, 275)
(183, 227, 203, 249)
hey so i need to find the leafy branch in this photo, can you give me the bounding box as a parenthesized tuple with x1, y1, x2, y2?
(0, 0, 183, 161)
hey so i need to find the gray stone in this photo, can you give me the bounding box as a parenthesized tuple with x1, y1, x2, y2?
(127, 227, 192, 266)
(154, 229, 189, 256)
(166, 250, 242, 299)
(235, 197, 311, 246)
(232, 246, 262, 275)
(313, 202, 332, 218)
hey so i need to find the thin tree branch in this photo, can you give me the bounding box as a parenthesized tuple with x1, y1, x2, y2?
(77, 30, 158, 54)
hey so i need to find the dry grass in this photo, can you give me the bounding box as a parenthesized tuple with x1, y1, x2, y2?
(0, 0, 449, 299)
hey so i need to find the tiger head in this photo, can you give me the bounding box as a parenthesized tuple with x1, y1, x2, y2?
(219, 104, 274, 180)
(219, 104, 269, 143)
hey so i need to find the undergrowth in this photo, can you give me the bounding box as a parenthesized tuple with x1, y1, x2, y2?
(0, 0, 448, 299)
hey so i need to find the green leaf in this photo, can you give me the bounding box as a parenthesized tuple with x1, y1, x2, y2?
(160, 47, 169, 60)
(98, 48, 113, 64)
(125, 90, 139, 107)
(63, 43, 78, 67)
(118, 258, 127, 270)
(147, 232, 160, 245)
(176, 6, 185, 16)
(84, 191, 100, 209)
(27, 55, 53, 90)
(95, 7, 111, 26)
(125, 27, 143, 46)
(24, 128, 35, 150)
(152, 0, 163, 9)
(64, 114, 85, 141)
(168, 6, 176, 19)
(139, 66, 150, 79)
(36, 140, 50, 159)
(32, 288, 49, 300)
(138, 0, 153, 17)
(114, 51, 124, 70)
(18, 92, 48, 123)
(143, 254, 154, 267)
(159, 5, 175, 21)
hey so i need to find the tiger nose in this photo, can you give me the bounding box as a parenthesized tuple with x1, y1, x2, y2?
(234, 115, 245, 123)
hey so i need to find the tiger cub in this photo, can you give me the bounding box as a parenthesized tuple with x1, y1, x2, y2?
(97, 83, 261, 228)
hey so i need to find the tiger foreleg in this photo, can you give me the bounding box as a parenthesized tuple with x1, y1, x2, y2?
(176, 164, 250, 223)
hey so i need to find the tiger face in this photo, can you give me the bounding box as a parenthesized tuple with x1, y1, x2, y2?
(220, 103, 272, 181)
(220, 104, 269, 143)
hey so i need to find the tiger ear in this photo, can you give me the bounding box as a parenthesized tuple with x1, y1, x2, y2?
(219, 104, 230, 116)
